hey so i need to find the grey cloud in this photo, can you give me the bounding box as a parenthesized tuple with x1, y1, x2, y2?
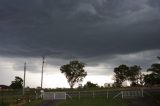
(83, 50, 160, 75)
(0, 0, 160, 60)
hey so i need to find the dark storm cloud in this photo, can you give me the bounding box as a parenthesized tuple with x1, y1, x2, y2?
(0, 0, 160, 59)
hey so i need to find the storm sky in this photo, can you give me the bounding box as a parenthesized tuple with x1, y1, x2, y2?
(0, 0, 160, 88)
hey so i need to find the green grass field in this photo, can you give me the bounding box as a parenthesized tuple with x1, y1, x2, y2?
(55, 98, 128, 106)
(23, 100, 42, 106)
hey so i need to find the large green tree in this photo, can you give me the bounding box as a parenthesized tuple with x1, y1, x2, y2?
(114, 65, 142, 87)
(10, 76, 23, 89)
(83, 81, 99, 89)
(128, 65, 141, 86)
(60, 60, 87, 88)
(114, 65, 129, 87)
(144, 63, 160, 86)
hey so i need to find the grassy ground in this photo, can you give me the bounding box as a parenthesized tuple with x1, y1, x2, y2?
(0, 89, 36, 106)
(0, 95, 18, 106)
(144, 91, 160, 104)
(23, 100, 42, 106)
(55, 98, 128, 106)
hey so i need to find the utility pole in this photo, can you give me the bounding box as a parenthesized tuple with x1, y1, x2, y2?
(23, 62, 26, 96)
(41, 57, 45, 89)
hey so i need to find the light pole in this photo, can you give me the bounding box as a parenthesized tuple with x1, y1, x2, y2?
(41, 57, 45, 89)
(23, 62, 26, 96)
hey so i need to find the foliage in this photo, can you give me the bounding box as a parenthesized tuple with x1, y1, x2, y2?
(10, 76, 23, 89)
(144, 63, 160, 86)
(114, 65, 129, 87)
(128, 65, 141, 86)
(114, 65, 142, 87)
(83, 81, 99, 89)
(60, 60, 87, 88)
(147, 63, 160, 74)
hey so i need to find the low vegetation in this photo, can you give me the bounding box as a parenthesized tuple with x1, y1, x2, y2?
(55, 98, 128, 106)
(23, 100, 42, 106)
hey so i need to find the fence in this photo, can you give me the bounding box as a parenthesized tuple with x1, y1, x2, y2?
(43, 92, 66, 100)
(0, 87, 160, 105)
(67, 90, 120, 99)
(113, 89, 143, 99)
(66, 89, 143, 99)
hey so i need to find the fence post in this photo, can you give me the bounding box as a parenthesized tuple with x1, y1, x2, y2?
(16, 96, 19, 106)
(1, 89, 4, 106)
(79, 92, 80, 100)
(141, 88, 144, 97)
(54, 93, 55, 100)
(93, 91, 95, 99)
(121, 91, 123, 99)
(107, 91, 108, 99)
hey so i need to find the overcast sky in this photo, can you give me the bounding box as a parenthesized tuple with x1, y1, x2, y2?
(0, 0, 160, 88)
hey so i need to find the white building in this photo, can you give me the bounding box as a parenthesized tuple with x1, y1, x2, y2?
(104, 81, 130, 88)
(104, 83, 114, 87)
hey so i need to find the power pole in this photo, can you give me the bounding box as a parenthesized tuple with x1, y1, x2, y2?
(23, 62, 26, 96)
(41, 57, 45, 89)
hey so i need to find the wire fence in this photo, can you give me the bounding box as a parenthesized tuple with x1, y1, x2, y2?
(66, 89, 143, 100)
(0, 87, 160, 106)
(65, 87, 160, 100)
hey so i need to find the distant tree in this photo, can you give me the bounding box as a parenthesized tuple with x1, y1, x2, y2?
(144, 63, 160, 86)
(10, 76, 23, 89)
(128, 65, 141, 86)
(148, 63, 160, 74)
(36, 86, 41, 90)
(114, 65, 129, 87)
(144, 74, 156, 86)
(60, 60, 87, 88)
(83, 81, 99, 89)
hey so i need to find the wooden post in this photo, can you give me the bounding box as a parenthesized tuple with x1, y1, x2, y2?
(93, 91, 95, 98)
(121, 91, 123, 99)
(107, 91, 108, 99)
(79, 92, 80, 100)
(23, 62, 26, 96)
(141, 88, 144, 97)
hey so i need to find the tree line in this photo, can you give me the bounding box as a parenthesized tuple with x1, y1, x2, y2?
(60, 60, 160, 88)
(9, 59, 160, 89)
(113, 63, 160, 87)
